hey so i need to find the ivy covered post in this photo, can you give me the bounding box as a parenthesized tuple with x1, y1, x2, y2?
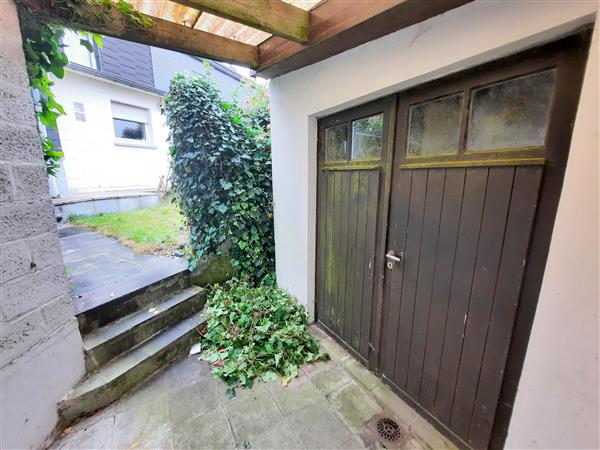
(163, 75, 275, 284)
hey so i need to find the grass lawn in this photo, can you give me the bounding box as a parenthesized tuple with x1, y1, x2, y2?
(69, 200, 188, 255)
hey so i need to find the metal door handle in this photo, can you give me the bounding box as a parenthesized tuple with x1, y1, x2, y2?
(385, 251, 404, 262)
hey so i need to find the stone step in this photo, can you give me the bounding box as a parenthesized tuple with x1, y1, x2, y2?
(83, 286, 206, 371)
(59, 313, 206, 425)
(76, 267, 191, 334)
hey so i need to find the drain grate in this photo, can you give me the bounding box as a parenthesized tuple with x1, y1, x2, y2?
(377, 417, 402, 442)
(366, 413, 408, 449)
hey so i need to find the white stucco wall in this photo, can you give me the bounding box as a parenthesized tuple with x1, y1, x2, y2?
(269, 1, 599, 448)
(52, 71, 170, 194)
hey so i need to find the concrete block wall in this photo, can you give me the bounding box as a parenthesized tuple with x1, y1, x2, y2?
(0, 1, 86, 448)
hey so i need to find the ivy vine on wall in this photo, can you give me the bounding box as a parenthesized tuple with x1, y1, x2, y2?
(163, 74, 275, 283)
(16, 0, 151, 174)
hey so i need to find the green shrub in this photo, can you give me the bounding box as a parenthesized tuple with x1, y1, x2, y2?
(162, 74, 274, 283)
(200, 280, 329, 396)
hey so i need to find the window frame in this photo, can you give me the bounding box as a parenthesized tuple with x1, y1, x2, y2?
(319, 98, 392, 170)
(395, 56, 561, 170)
(110, 101, 154, 148)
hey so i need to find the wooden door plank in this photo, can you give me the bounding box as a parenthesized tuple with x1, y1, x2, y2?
(328, 171, 343, 334)
(353, 171, 369, 355)
(344, 171, 360, 349)
(379, 169, 413, 376)
(468, 166, 543, 448)
(335, 172, 352, 337)
(406, 169, 446, 399)
(419, 168, 466, 411)
(321, 172, 336, 329)
(434, 167, 488, 424)
(315, 170, 327, 324)
(361, 170, 381, 358)
(393, 169, 429, 389)
(449, 166, 515, 439)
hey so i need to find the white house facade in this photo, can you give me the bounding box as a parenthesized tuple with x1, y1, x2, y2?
(50, 33, 246, 198)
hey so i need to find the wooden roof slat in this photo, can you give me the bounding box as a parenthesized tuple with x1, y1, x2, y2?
(21, 0, 259, 68)
(170, 0, 309, 43)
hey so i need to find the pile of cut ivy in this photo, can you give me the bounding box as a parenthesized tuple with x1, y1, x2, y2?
(199, 280, 329, 397)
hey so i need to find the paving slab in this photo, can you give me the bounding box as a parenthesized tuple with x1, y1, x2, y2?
(247, 421, 305, 450)
(51, 341, 457, 450)
(329, 382, 382, 432)
(168, 377, 220, 427)
(172, 408, 236, 450)
(268, 375, 323, 416)
(59, 226, 186, 311)
(290, 400, 355, 449)
(305, 362, 353, 395)
(112, 398, 172, 449)
(225, 385, 285, 443)
(51, 416, 115, 450)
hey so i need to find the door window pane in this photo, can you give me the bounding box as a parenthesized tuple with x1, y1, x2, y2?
(325, 124, 348, 161)
(351, 114, 383, 160)
(407, 94, 463, 156)
(467, 70, 555, 150)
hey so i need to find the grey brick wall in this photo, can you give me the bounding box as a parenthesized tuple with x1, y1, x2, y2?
(0, 2, 85, 448)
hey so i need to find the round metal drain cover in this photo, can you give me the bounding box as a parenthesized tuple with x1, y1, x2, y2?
(377, 417, 402, 442)
(366, 413, 408, 449)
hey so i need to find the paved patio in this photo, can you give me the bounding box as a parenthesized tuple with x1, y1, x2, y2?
(51, 326, 456, 450)
(59, 227, 187, 314)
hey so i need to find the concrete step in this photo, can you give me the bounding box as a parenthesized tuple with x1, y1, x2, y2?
(83, 286, 206, 371)
(59, 313, 206, 425)
(76, 267, 190, 334)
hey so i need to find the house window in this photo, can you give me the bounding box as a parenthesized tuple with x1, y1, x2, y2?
(74, 102, 86, 122)
(62, 29, 96, 69)
(111, 101, 151, 145)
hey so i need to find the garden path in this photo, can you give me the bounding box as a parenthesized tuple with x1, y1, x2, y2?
(50, 326, 456, 450)
(60, 227, 187, 314)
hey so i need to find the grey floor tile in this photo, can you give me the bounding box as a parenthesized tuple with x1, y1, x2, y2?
(168, 378, 220, 427)
(225, 385, 285, 442)
(112, 400, 172, 449)
(328, 382, 382, 433)
(51, 416, 115, 449)
(268, 376, 324, 416)
(247, 421, 305, 450)
(172, 408, 235, 450)
(289, 401, 354, 449)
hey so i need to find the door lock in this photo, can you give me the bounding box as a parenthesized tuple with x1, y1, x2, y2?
(385, 251, 404, 269)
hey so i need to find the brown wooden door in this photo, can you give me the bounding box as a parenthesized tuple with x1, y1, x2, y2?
(377, 32, 591, 449)
(316, 31, 591, 450)
(316, 98, 394, 363)
(380, 164, 543, 448)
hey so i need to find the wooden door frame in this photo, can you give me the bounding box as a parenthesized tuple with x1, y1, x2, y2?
(314, 27, 592, 449)
(372, 29, 593, 449)
(315, 95, 396, 368)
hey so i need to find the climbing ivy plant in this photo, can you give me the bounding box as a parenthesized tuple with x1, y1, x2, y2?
(163, 74, 275, 283)
(16, 0, 151, 174)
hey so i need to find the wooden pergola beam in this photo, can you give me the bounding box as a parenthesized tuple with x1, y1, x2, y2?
(19, 0, 259, 68)
(257, 0, 473, 78)
(171, 0, 309, 44)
